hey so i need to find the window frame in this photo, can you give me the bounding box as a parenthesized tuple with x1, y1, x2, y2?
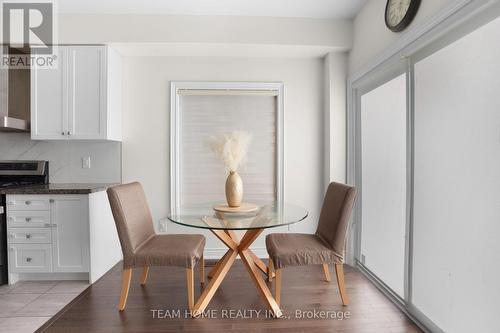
(169, 81, 284, 215)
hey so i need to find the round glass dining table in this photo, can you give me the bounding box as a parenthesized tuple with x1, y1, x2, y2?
(167, 202, 308, 318)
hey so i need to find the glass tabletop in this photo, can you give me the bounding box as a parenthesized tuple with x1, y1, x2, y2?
(166, 202, 308, 230)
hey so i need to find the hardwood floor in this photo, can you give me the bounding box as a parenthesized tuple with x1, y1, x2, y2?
(39, 261, 422, 333)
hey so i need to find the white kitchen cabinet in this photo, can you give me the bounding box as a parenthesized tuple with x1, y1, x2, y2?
(50, 196, 89, 272)
(31, 45, 122, 141)
(6, 195, 51, 211)
(6, 211, 51, 228)
(6, 193, 122, 284)
(67, 47, 104, 140)
(9, 244, 52, 273)
(9, 228, 52, 244)
(7, 194, 89, 275)
(29, 49, 66, 139)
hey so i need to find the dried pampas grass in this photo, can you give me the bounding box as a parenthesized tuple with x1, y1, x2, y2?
(206, 131, 252, 172)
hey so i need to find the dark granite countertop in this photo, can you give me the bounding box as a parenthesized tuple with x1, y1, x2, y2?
(0, 183, 119, 195)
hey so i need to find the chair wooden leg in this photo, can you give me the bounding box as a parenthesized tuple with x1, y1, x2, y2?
(140, 267, 149, 285)
(199, 254, 205, 286)
(275, 268, 282, 306)
(119, 268, 132, 311)
(335, 264, 349, 306)
(268, 256, 274, 282)
(323, 263, 331, 282)
(186, 267, 195, 311)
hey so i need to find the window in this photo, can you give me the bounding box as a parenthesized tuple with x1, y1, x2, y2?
(170, 82, 284, 214)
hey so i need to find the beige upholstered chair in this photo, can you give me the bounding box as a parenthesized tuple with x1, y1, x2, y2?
(266, 182, 357, 306)
(107, 182, 206, 311)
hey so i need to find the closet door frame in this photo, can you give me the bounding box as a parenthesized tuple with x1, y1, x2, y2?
(351, 59, 413, 305)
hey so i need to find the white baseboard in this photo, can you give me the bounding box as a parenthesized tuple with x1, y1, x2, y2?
(14, 272, 89, 283)
(203, 247, 268, 260)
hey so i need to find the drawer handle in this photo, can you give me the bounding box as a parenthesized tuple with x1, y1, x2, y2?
(44, 223, 51, 227)
(8, 201, 15, 205)
(49, 199, 54, 203)
(26, 234, 31, 239)
(25, 201, 31, 205)
(26, 257, 32, 262)
(25, 217, 31, 222)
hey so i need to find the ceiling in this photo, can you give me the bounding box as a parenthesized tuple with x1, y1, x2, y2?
(58, 0, 368, 19)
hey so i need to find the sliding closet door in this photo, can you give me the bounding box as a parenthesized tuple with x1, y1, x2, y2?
(413, 16, 500, 332)
(360, 74, 407, 297)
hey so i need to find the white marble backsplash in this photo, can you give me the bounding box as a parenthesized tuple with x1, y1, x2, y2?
(0, 132, 121, 183)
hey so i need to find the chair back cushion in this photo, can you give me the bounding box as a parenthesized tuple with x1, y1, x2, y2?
(107, 182, 156, 259)
(315, 182, 357, 260)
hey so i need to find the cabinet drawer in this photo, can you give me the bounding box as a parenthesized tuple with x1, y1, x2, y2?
(9, 244, 52, 273)
(8, 228, 52, 244)
(7, 196, 50, 211)
(7, 211, 51, 228)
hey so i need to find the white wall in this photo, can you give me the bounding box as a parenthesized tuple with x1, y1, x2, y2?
(349, 0, 454, 74)
(324, 52, 348, 186)
(121, 56, 325, 255)
(54, 12, 350, 257)
(59, 14, 352, 51)
(0, 132, 121, 183)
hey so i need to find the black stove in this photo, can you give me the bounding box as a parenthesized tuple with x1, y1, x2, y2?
(0, 160, 49, 285)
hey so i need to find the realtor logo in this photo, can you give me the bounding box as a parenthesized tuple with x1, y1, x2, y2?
(1, 0, 57, 68)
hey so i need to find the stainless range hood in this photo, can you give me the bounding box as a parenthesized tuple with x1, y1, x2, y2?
(0, 59, 31, 132)
(0, 116, 29, 131)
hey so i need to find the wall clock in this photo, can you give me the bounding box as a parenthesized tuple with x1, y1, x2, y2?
(385, 0, 421, 32)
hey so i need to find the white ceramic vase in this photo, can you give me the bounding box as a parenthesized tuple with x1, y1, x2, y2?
(225, 171, 243, 207)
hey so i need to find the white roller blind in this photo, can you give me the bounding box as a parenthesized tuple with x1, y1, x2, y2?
(413, 15, 500, 333)
(178, 93, 277, 207)
(360, 74, 407, 298)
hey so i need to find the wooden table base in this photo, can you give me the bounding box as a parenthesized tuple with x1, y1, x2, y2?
(192, 228, 282, 318)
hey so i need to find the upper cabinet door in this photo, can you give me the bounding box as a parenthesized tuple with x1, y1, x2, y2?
(30, 45, 122, 141)
(67, 46, 106, 140)
(31, 47, 68, 140)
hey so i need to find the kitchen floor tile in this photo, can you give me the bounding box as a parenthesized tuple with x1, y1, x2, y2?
(0, 284, 16, 294)
(15, 293, 78, 317)
(0, 316, 50, 333)
(9, 281, 58, 294)
(46, 280, 89, 294)
(0, 293, 41, 317)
